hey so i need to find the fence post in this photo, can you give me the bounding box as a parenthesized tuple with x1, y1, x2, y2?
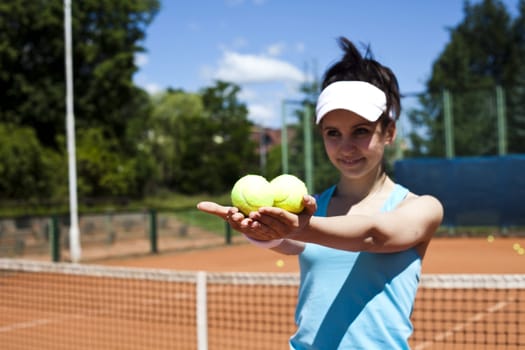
(149, 209, 158, 254)
(303, 105, 314, 194)
(281, 101, 289, 174)
(496, 85, 507, 155)
(443, 89, 454, 158)
(50, 216, 60, 262)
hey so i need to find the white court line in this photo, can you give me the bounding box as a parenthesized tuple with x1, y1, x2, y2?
(0, 291, 192, 334)
(0, 314, 83, 333)
(413, 298, 514, 350)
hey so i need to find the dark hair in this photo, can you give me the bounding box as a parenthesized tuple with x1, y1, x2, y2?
(321, 37, 401, 126)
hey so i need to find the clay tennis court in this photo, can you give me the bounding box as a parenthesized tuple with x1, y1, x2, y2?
(1, 236, 524, 349)
(101, 236, 525, 274)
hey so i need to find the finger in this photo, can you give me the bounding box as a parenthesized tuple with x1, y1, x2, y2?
(250, 208, 294, 235)
(196, 201, 231, 220)
(303, 195, 318, 216)
(244, 221, 282, 241)
(256, 206, 296, 223)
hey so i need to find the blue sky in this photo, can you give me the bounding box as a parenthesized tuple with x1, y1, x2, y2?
(133, 0, 520, 129)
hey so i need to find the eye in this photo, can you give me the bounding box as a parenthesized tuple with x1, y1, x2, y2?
(353, 127, 371, 136)
(324, 128, 341, 138)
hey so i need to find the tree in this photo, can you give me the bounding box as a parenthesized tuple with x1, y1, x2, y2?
(0, 0, 159, 200)
(147, 82, 257, 195)
(0, 124, 63, 199)
(149, 89, 205, 191)
(195, 81, 257, 194)
(407, 0, 523, 156)
(75, 127, 147, 197)
(0, 0, 160, 149)
(507, 0, 525, 152)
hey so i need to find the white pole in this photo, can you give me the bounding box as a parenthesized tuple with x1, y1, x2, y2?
(64, 0, 81, 262)
(196, 271, 208, 350)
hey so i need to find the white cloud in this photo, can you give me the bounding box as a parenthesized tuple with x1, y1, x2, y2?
(238, 87, 258, 100)
(248, 103, 275, 125)
(134, 53, 149, 67)
(144, 83, 163, 95)
(266, 42, 285, 56)
(213, 51, 305, 84)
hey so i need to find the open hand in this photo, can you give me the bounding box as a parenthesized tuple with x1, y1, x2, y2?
(196, 194, 317, 241)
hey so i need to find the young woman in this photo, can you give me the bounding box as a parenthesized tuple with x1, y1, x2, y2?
(197, 36, 443, 349)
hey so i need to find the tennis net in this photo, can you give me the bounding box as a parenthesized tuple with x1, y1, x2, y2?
(0, 259, 523, 350)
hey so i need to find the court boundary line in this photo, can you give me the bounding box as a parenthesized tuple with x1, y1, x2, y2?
(413, 296, 515, 349)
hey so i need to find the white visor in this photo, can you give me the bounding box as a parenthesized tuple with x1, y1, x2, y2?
(315, 81, 387, 124)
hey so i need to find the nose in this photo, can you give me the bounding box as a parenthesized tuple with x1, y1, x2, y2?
(339, 136, 357, 154)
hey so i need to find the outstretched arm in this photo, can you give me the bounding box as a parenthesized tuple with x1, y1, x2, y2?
(249, 195, 443, 254)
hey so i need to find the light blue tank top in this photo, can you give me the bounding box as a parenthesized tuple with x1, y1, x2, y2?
(290, 184, 421, 350)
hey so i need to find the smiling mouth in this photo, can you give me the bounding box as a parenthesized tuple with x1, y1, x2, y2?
(339, 157, 364, 166)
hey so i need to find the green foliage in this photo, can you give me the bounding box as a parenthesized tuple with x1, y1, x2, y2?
(0, 0, 159, 201)
(407, 0, 525, 156)
(194, 81, 258, 193)
(146, 82, 257, 195)
(75, 127, 156, 198)
(149, 90, 205, 190)
(0, 124, 63, 199)
(0, 0, 160, 150)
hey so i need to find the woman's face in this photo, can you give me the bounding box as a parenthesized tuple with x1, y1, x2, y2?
(320, 109, 395, 180)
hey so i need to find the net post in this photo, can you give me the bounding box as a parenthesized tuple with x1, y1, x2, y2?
(196, 271, 208, 350)
(50, 216, 61, 262)
(149, 209, 158, 254)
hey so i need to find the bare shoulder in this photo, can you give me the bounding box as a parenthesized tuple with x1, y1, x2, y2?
(397, 193, 443, 256)
(400, 192, 444, 222)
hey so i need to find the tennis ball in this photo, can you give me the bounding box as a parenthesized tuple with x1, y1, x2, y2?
(270, 174, 308, 213)
(276, 259, 284, 268)
(231, 175, 274, 215)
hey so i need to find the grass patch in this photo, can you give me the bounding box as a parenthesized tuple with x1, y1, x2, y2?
(0, 192, 231, 218)
(172, 208, 229, 236)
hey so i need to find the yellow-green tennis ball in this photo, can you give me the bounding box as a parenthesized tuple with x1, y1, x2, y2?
(270, 174, 308, 213)
(231, 175, 274, 215)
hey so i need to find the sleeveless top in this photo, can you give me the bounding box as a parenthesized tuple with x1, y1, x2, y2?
(289, 184, 421, 350)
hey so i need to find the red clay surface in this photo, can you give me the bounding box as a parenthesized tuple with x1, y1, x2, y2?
(101, 236, 525, 274)
(2, 236, 524, 350)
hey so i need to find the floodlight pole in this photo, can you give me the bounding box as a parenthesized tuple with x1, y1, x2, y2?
(64, 0, 81, 262)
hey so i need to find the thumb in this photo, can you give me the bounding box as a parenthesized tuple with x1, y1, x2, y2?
(302, 195, 317, 216)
